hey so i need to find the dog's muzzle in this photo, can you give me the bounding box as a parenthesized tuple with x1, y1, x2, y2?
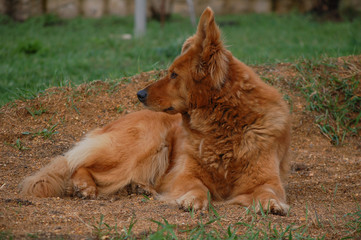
(137, 89, 148, 103)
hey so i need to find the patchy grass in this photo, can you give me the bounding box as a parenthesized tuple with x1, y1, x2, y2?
(25, 105, 47, 118)
(88, 203, 357, 239)
(91, 214, 137, 240)
(87, 196, 330, 240)
(294, 57, 361, 145)
(21, 123, 59, 140)
(1, 13, 361, 105)
(344, 206, 361, 238)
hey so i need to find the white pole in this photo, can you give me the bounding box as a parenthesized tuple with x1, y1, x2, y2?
(186, 0, 196, 27)
(134, 0, 147, 38)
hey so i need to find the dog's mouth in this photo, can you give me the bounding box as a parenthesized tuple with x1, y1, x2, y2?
(143, 105, 176, 114)
(163, 106, 175, 113)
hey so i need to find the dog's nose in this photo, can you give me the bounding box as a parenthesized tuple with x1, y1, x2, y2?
(137, 89, 148, 103)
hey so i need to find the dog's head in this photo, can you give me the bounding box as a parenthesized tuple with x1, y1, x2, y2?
(137, 7, 230, 114)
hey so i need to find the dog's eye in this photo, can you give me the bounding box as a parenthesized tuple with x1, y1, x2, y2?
(170, 72, 178, 79)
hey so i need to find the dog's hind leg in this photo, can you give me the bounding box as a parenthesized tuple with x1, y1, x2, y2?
(71, 167, 97, 198)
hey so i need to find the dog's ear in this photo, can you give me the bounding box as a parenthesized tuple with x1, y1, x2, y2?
(181, 36, 195, 54)
(193, 7, 229, 89)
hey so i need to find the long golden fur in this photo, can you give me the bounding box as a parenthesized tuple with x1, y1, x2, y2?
(21, 7, 291, 215)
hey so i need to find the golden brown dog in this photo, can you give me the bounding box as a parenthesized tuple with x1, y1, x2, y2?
(21, 7, 290, 215)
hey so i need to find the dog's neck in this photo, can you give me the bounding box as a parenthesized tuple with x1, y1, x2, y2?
(181, 78, 262, 138)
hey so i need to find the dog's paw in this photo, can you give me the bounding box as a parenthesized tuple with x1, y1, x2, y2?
(73, 182, 97, 199)
(126, 183, 152, 196)
(175, 191, 208, 211)
(255, 198, 289, 216)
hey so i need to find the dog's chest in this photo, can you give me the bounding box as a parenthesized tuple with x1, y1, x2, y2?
(185, 109, 252, 198)
(186, 111, 244, 170)
(188, 136, 241, 199)
(189, 134, 238, 177)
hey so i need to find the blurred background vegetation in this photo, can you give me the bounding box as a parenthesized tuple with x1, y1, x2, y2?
(0, 0, 360, 106)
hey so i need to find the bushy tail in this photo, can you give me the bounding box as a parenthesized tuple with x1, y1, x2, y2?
(20, 156, 73, 197)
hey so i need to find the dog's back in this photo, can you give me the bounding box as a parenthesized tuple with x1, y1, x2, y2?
(21, 110, 183, 198)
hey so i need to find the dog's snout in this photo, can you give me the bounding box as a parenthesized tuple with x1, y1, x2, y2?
(137, 89, 148, 103)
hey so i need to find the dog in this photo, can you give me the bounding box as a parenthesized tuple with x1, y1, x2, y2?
(21, 7, 290, 215)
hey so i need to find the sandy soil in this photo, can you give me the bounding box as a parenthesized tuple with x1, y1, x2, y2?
(0, 56, 360, 239)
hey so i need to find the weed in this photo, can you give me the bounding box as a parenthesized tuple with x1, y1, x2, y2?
(320, 184, 327, 193)
(26, 233, 38, 239)
(183, 217, 224, 239)
(141, 194, 150, 203)
(91, 214, 137, 240)
(5, 139, 29, 151)
(25, 106, 47, 118)
(116, 104, 125, 113)
(283, 94, 294, 113)
(29, 123, 59, 140)
(67, 94, 81, 115)
(122, 217, 137, 239)
(92, 214, 115, 239)
(330, 183, 339, 210)
(106, 81, 121, 94)
(208, 191, 221, 221)
(313, 205, 323, 228)
(0, 230, 14, 240)
(149, 218, 178, 240)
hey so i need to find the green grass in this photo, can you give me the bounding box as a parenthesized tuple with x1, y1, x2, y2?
(0, 13, 361, 105)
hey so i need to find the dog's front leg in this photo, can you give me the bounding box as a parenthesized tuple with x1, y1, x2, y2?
(227, 158, 289, 216)
(173, 177, 209, 211)
(157, 156, 209, 211)
(227, 182, 289, 216)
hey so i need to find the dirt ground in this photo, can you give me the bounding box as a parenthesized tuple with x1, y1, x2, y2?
(0, 56, 360, 239)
